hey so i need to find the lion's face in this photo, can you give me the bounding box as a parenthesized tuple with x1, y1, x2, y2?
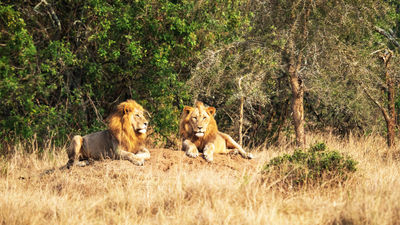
(130, 109, 148, 134)
(184, 104, 216, 138)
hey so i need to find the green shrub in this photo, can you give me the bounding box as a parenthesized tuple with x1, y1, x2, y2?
(261, 142, 358, 188)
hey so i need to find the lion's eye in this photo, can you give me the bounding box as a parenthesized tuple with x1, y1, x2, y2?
(136, 114, 140, 117)
(203, 117, 206, 120)
(193, 117, 197, 121)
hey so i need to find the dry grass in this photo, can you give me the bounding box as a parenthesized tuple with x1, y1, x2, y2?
(1, 133, 400, 225)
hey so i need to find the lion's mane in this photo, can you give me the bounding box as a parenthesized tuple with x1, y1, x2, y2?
(107, 100, 146, 153)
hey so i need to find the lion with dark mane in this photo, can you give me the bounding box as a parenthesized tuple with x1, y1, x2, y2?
(179, 101, 254, 162)
(64, 99, 150, 168)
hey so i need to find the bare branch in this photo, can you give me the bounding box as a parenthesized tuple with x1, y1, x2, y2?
(361, 83, 390, 122)
(34, 0, 61, 31)
(370, 48, 385, 55)
(87, 94, 106, 126)
(374, 26, 400, 48)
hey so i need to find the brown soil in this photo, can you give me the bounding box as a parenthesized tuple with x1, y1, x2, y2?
(145, 148, 257, 172)
(71, 148, 259, 175)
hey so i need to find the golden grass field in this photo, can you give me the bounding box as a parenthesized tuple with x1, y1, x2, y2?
(1, 133, 400, 225)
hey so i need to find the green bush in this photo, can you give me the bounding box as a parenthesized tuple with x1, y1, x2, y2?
(261, 142, 358, 188)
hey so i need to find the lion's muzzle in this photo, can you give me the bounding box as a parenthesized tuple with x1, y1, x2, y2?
(194, 126, 206, 137)
(136, 122, 148, 134)
(194, 128, 205, 137)
(195, 132, 204, 137)
(137, 129, 147, 134)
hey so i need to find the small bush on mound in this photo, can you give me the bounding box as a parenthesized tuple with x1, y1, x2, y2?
(261, 142, 358, 188)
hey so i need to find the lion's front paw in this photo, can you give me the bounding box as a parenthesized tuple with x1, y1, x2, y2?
(76, 160, 89, 167)
(136, 159, 145, 166)
(204, 153, 213, 162)
(136, 151, 150, 160)
(186, 149, 199, 158)
(130, 158, 144, 166)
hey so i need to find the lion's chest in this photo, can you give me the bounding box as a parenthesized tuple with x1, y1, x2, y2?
(192, 138, 206, 151)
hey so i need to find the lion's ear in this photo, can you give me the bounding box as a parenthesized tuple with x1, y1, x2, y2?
(119, 100, 138, 115)
(206, 107, 216, 116)
(183, 106, 194, 115)
(123, 106, 130, 114)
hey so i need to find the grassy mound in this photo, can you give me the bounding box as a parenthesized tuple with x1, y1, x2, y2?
(261, 142, 358, 188)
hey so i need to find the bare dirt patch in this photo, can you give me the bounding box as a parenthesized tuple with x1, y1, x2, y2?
(76, 148, 258, 175)
(16, 148, 259, 184)
(145, 148, 257, 172)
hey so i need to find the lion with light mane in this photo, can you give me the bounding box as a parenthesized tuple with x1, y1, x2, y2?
(179, 101, 254, 162)
(64, 99, 150, 168)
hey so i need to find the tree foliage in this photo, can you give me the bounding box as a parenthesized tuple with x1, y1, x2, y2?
(0, 0, 249, 148)
(1, 0, 400, 150)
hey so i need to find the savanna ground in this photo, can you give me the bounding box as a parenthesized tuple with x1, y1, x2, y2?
(1, 133, 400, 225)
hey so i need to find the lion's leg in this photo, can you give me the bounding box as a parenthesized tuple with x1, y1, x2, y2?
(203, 143, 215, 162)
(64, 135, 84, 169)
(219, 132, 254, 159)
(183, 139, 199, 158)
(117, 149, 145, 166)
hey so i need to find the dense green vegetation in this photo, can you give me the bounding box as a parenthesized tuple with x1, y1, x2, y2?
(1, 0, 400, 151)
(261, 142, 358, 188)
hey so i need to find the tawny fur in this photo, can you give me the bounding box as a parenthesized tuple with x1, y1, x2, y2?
(179, 101, 253, 162)
(108, 100, 147, 154)
(64, 99, 150, 168)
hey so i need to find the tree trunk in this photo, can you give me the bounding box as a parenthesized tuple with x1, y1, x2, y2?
(364, 50, 396, 148)
(291, 81, 305, 148)
(238, 77, 244, 146)
(383, 51, 396, 147)
(239, 95, 244, 146)
(288, 46, 306, 148)
(387, 117, 395, 148)
(285, 0, 311, 148)
(363, 86, 395, 148)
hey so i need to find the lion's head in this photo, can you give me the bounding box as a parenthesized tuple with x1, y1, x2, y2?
(180, 101, 218, 139)
(107, 100, 148, 153)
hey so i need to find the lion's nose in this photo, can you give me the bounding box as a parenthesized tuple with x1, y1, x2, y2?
(197, 126, 203, 130)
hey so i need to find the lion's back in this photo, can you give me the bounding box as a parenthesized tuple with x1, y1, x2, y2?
(82, 130, 117, 159)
